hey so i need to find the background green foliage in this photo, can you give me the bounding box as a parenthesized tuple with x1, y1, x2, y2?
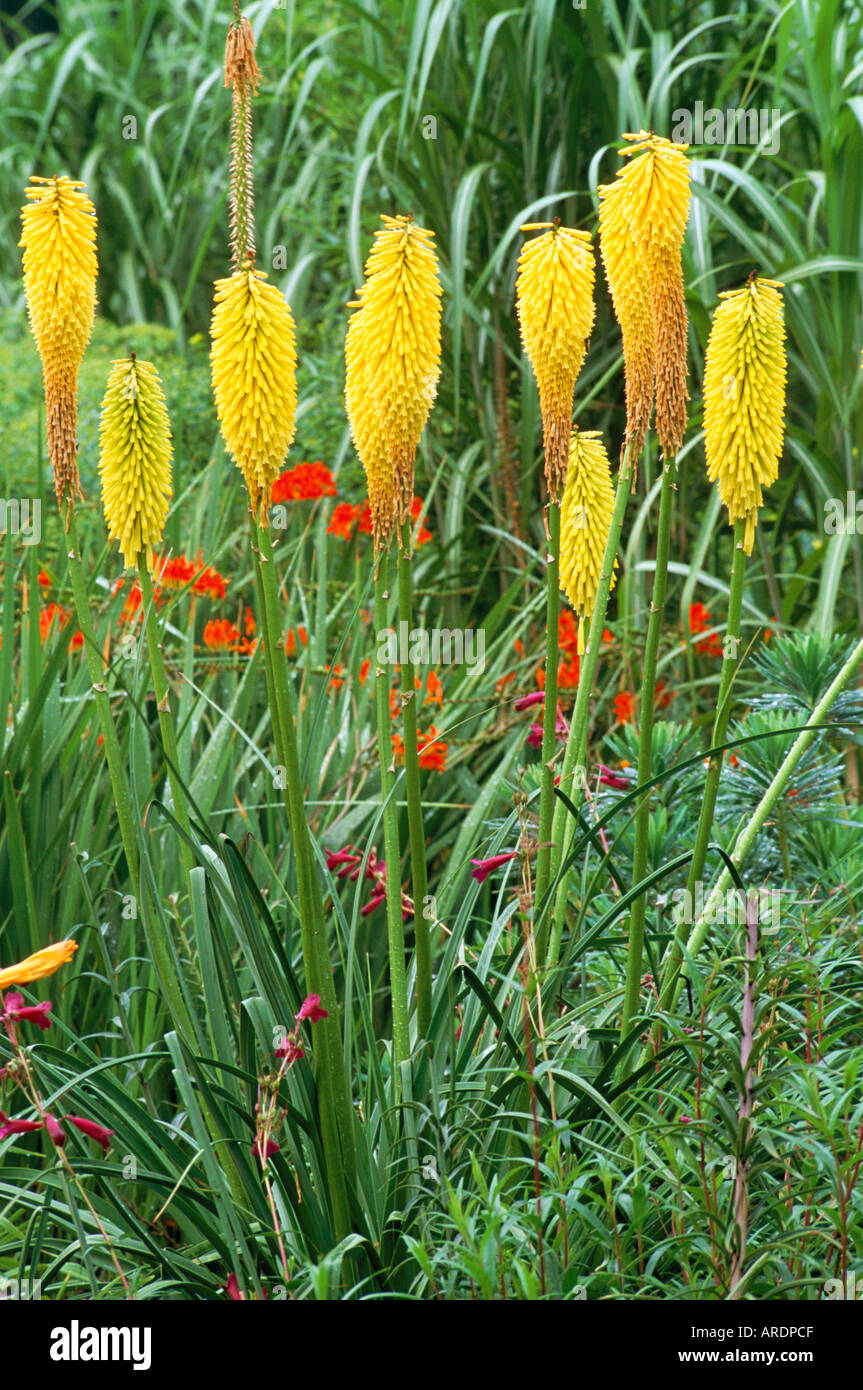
(1, 0, 862, 1300)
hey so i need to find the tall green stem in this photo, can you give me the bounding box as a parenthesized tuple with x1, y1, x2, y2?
(398, 521, 431, 1038)
(534, 501, 560, 923)
(619, 456, 676, 1053)
(650, 634, 863, 1029)
(374, 546, 410, 1074)
(544, 442, 634, 967)
(658, 519, 746, 1016)
(251, 516, 355, 1237)
(66, 509, 139, 883)
(138, 560, 194, 879)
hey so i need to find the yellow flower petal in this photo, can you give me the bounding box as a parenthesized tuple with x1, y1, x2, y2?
(559, 430, 618, 652)
(0, 940, 78, 990)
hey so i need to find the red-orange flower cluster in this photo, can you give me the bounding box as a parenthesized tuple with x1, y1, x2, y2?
(271, 461, 337, 503)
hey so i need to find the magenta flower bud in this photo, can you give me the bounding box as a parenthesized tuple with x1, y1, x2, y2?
(64, 1114, 115, 1153)
(295, 994, 328, 1024)
(0, 1112, 44, 1140)
(44, 1113, 66, 1147)
(527, 723, 543, 748)
(514, 692, 544, 710)
(2, 995, 54, 1031)
(470, 852, 518, 884)
(252, 1135, 279, 1161)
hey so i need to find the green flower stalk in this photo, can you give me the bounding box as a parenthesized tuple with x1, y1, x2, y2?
(345, 214, 442, 1051)
(212, 7, 355, 1237)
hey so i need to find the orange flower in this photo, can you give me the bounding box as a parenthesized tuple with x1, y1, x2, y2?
(558, 610, 580, 657)
(193, 565, 227, 601)
(359, 657, 371, 685)
(327, 662, 345, 691)
(558, 656, 580, 689)
(602, 628, 614, 645)
(613, 691, 635, 723)
(37, 569, 51, 589)
(271, 460, 337, 503)
(358, 503, 374, 536)
(419, 669, 444, 707)
(391, 731, 405, 764)
(410, 496, 432, 545)
(158, 554, 197, 588)
(203, 618, 240, 651)
(688, 602, 711, 635)
(39, 602, 67, 642)
(284, 626, 308, 657)
(655, 678, 672, 709)
(418, 725, 447, 771)
(496, 670, 516, 695)
(328, 502, 362, 539)
(687, 602, 722, 657)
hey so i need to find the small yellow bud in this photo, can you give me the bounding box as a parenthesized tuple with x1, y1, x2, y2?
(559, 430, 618, 653)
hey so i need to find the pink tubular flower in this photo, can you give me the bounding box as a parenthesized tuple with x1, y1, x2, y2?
(514, 692, 544, 711)
(64, 1115, 115, 1153)
(44, 1113, 66, 1147)
(361, 891, 386, 918)
(0, 1112, 43, 1139)
(226, 1273, 244, 1301)
(598, 765, 630, 790)
(296, 994, 328, 1024)
(470, 851, 519, 884)
(527, 723, 543, 748)
(275, 1040, 304, 1064)
(1, 993, 53, 1032)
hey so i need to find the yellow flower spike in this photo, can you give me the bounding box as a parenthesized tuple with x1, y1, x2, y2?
(347, 215, 442, 531)
(19, 176, 98, 511)
(559, 429, 618, 654)
(98, 356, 173, 570)
(516, 222, 596, 501)
(703, 276, 786, 555)
(210, 263, 298, 522)
(345, 302, 398, 547)
(0, 940, 78, 991)
(599, 132, 691, 459)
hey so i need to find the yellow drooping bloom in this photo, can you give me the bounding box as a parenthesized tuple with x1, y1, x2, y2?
(19, 176, 98, 509)
(210, 263, 298, 521)
(98, 357, 173, 570)
(559, 430, 618, 654)
(345, 215, 442, 540)
(0, 939, 78, 990)
(703, 276, 786, 554)
(599, 132, 690, 459)
(516, 223, 596, 500)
